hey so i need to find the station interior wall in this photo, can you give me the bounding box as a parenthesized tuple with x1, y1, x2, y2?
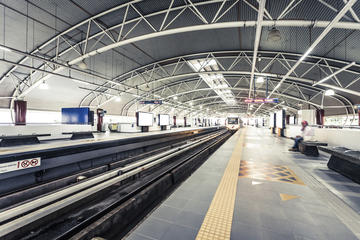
(285, 125, 360, 151)
(0, 108, 218, 136)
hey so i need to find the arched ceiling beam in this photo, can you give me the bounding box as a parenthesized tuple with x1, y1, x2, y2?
(96, 51, 360, 111)
(123, 87, 323, 115)
(136, 101, 272, 117)
(157, 98, 299, 115)
(82, 68, 352, 117)
(259, 0, 357, 115)
(66, 21, 360, 67)
(114, 51, 360, 82)
(123, 71, 360, 97)
(82, 50, 360, 109)
(114, 74, 350, 116)
(7, 8, 360, 99)
(194, 101, 298, 114)
(121, 70, 351, 116)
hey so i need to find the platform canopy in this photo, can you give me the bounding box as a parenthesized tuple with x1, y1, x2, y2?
(0, 0, 360, 117)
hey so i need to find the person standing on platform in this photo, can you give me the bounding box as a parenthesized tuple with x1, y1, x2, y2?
(289, 120, 311, 151)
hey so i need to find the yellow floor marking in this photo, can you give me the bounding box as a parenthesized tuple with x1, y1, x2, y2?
(280, 193, 300, 201)
(196, 129, 246, 240)
(239, 161, 305, 186)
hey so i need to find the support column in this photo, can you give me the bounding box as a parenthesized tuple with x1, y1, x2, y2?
(320, 109, 325, 126)
(97, 109, 104, 132)
(184, 117, 187, 127)
(316, 109, 325, 125)
(14, 100, 27, 125)
(286, 115, 290, 125)
(173, 116, 176, 126)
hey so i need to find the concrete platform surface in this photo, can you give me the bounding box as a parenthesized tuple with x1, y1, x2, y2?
(0, 127, 213, 156)
(125, 127, 360, 240)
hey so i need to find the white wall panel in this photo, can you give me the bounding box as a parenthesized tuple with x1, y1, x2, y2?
(285, 125, 360, 150)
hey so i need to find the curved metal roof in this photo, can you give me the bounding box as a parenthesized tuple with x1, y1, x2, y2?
(0, 0, 359, 118)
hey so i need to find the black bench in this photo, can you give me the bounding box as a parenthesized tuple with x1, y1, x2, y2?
(299, 141, 328, 157)
(0, 134, 51, 147)
(319, 146, 360, 184)
(62, 131, 95, 140)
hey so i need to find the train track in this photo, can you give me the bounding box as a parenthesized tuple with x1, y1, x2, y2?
(0, 129, 233, 240)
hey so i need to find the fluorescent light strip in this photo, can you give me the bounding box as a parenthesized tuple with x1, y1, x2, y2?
(188, 59, 236, 105)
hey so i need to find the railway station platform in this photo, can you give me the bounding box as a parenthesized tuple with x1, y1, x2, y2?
(0, 127, 210, 156)
(125, 127, 360, 240)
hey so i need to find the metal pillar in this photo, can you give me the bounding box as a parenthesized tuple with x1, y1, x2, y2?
(316, 109, 325, 125)
(14, 100, 27, 125)
(286, 115, 290, 125)
(97, 109, 104, 132)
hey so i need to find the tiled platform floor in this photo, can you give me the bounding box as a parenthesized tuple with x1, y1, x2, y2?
(125, 127, 360, 240)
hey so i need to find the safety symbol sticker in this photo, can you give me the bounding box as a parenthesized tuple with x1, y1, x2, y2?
(21, 160, 30, 168)
(0, 157, 41, 174)
(30, 158, 39, 166)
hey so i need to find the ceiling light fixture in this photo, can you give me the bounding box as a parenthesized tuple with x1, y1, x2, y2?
(39, 80, 49, 90)
(267, 27, 281, 42)
(78, 60, 88, 70)
(324, 89, 335, 96)
(115, 96, 121, 102)
(256, 76, 264, 83)
(173, 96, 178, 100)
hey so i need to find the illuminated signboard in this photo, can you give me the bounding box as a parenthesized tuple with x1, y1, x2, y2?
(137, 112, 153, 126)
(139, 100, 163, 105)
(244, 98, 279, 104)
(159, 114, 170, 126)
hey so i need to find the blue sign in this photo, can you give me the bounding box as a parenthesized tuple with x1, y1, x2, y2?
(139, 100, 163, 105)
(62, 107, 90, 124)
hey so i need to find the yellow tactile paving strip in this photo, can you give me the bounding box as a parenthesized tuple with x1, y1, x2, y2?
(196, 129, 246, 240)
(239, 161, 305, 185)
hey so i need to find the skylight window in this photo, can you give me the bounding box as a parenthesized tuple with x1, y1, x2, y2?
(188, 59, 236, 105)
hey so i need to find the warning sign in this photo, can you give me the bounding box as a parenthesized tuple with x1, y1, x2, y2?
(0, 157, 41, 174)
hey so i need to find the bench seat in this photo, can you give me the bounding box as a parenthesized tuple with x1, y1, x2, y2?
(320, 146, 360, 184)
(62, 131, 95, 140)
(0, 134, 51, 147)
(299, 141, 328, 157)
